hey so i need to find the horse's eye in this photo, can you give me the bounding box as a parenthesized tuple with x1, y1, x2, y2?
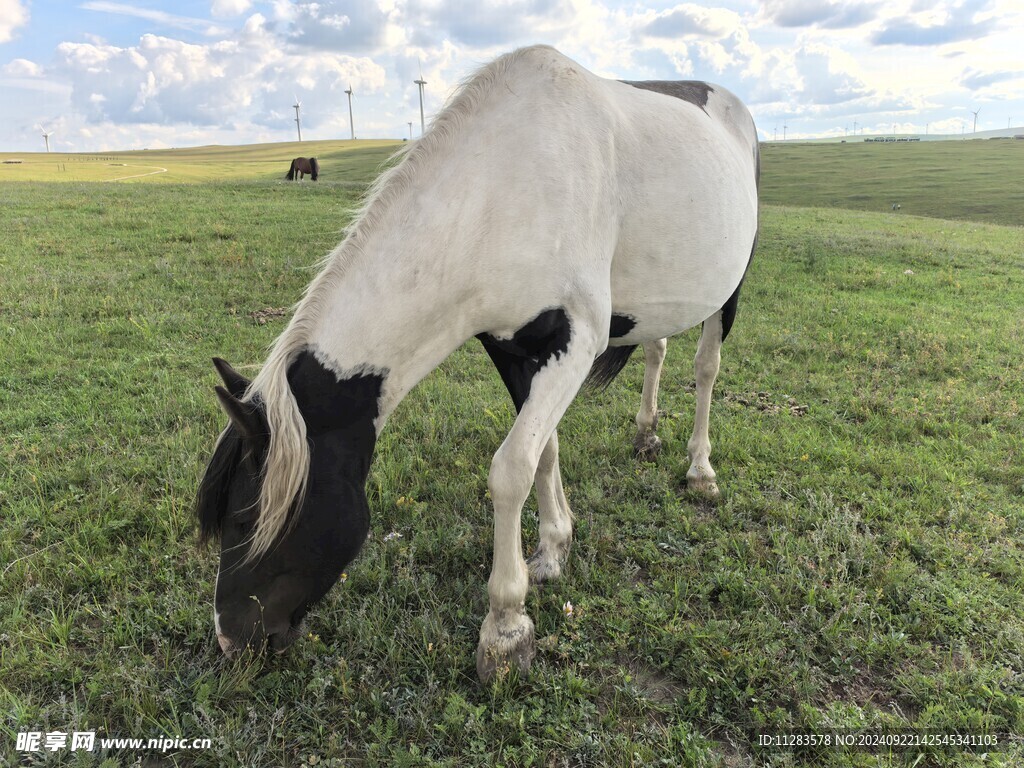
(241, 448, 264, 474)
(231, 505, 259, 528)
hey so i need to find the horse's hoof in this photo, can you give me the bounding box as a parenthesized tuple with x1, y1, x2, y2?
(476, 611, 535, 683)
(527, 545, 568, 584)
(687, 475, 720, 500)
(633, 431, 662, 462)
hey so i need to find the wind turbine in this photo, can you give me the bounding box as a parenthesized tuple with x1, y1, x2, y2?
(344, 85, 354, 140)
(293, 96, 303, 142)
(414, 61, 427, 136)
(408, 121, 413, 140)
(37, 125, 53, 152)
(971, 107, 981, 134)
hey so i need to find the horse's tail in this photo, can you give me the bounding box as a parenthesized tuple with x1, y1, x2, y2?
(310, 157, 319, 181)
(286, 160, 296, 180)
(585, 345, 637, 389)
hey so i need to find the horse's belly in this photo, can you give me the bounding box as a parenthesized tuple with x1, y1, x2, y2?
(608, 300, 715, 345)
(606, 93, 757, 345)
(609, 224, 753, 345)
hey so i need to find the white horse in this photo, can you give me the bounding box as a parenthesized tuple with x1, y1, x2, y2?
(196, 45, 759, 682)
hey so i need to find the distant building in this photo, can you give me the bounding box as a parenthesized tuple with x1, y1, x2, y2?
(863, 137, 921, 143)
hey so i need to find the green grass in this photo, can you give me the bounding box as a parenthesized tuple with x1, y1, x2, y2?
(5, 136, 1020, 225)
(1, 148, 1023, 766)
(760, 140, 1024, 226)
(0, 140, 403, 184)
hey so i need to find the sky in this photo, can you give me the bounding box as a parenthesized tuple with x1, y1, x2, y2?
(1, 0, 1022, 151)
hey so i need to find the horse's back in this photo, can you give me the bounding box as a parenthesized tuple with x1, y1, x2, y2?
(600, 75, 760, 342)
(343, 46, 758, 344)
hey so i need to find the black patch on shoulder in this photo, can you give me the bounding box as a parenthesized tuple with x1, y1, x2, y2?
(477, 308, 571, 412)
(287, 351, 385, 436)
(609, 313, 636, 339)
(622, 80, 714, 113)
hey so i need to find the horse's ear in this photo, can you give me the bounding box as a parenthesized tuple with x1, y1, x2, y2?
(212, 358, 250, 399)
(215, 386, 268, 447)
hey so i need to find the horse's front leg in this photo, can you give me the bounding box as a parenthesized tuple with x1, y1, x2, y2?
(476, 317, 602, 682)
(527, 430, 573, 583)
(478, 339, 574, 586)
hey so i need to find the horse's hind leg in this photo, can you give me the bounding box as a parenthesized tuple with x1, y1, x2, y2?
(633, 338, 667, 461)
(527, 430, 572, 583)
(686, 312, 723, 498)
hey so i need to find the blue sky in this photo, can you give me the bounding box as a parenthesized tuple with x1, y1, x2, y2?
(1, 0, 1022, 151)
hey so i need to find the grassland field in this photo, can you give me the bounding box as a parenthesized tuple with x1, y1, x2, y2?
(3, 138, 1022, 224)
(0, 141, 402, 185)
(1, 139, 1023, 767)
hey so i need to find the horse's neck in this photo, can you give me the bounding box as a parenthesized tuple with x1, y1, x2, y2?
(295, 232, 475, 430)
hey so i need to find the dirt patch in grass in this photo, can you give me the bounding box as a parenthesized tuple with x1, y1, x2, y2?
(248, 306, 289, 325)
(725, 390, 810, 416)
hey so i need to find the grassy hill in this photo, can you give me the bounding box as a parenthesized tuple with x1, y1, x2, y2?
(4, 136, 1022, 227)
(760, 139, 1024, 226)
(0, 140, 403, 185)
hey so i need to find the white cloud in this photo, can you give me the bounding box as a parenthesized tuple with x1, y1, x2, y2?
(871, 0, 998, 46)
(760, 0, 882, 30)
(642, 4, 744, 39)
(286, 0, 390, 51)
(51, 27, 386, 134)
(0, 0, 29, 43)
(211, 0, 252, 17)
(793, 43, 871, 104)
(961, 67, 1024, 91)
(3, 0, 1022, 150)
(2, 58, 41, 77)
(82, 2, 230, 36)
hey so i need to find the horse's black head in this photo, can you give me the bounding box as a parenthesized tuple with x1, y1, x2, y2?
(196, 357, 374, 657)
(310, 157, 320, 181)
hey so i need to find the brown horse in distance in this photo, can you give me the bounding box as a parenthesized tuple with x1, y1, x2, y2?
(286, 157, 319, 181)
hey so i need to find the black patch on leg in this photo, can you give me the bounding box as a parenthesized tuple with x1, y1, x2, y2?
(477, 308, 572, 410)
(479, 342, 537, 413)
(609, 313, 636, 339)
(622, 80, 714, 113)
